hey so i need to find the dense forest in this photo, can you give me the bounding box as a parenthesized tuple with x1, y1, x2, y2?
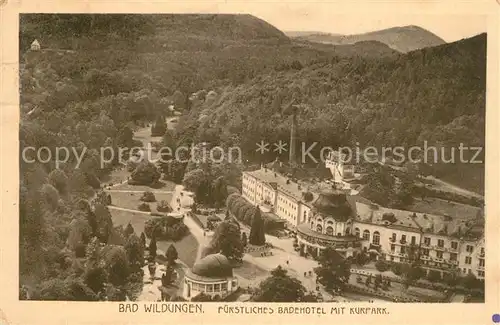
(18, 14, 485, 299)
(175, 33, 486, 193)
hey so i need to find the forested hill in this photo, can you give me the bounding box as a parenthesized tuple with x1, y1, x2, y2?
(175, 33, 486, 193)
(292, 25, 447, 53)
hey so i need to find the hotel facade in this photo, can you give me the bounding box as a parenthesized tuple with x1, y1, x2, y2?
(242, 166, 485, 280)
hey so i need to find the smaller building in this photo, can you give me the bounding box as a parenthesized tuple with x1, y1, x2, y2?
(183, 254, 238, 300)
(30, 39, 41, 51)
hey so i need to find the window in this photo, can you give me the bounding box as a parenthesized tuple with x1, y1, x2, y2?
(450, 253, 457, 261)
(391, 244, 395, 252)
(437, 239, 444, 248)
(462, 268, 466, 274)
(391, 233, 396, 241)
(390, 256, 394, 261)
(326, 226, 334, 236)
(355, 228, 360, 238)
(316, 224, 323, 233)
(465, 256, 472, 264)
(411, 236, 416, 245)
(401, 235, 407, 243)
(373, 231, 380, 245)
(214, 284, 221, 292)
(480, 247, 485, 256)
(479, 259, 485, 267)
(422, 249, 429, 256)
(207, 284, 213, 293)
(400, 246, 406, 254)
(451, 241, 458, 250)
(221, 283, 228, 291)
(424, 237, 431, 246)
(466, 245, 473, 253)
(436, 251, 443, 259)
(345, 228, 351, 235)
(478, 271, 485, 277)
(363, 230, 370, 241)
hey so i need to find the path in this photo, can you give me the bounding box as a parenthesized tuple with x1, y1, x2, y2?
(168, 184, 210, 262)
(106, 189, 174, 194)
(108, 205, 151, 215)
(424, 176, 482, 199)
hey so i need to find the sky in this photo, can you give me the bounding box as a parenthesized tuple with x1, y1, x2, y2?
(217, 3, 488, 43)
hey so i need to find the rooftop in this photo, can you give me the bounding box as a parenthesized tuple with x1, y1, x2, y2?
(355, 201, 483, 239)
(191, 253, 233, 279)
(246, 167, 319, 206)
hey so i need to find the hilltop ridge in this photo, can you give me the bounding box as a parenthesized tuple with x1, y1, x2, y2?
(292, 25, 447, 53)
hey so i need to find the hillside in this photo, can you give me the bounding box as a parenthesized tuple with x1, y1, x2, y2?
(293, 25, 447, 53)
(175, 33, 486, 193)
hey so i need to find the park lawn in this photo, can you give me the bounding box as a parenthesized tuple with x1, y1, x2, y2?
(111, 180, 176, 192)
(100, 167, 130, 186)
(110, 209, 151, 235)
(110, 208, 199, 267)
(157, 233, 199, 268)
(109, 191, 174, 212)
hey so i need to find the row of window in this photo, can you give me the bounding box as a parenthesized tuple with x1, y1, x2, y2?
(190, 282, 228, 293)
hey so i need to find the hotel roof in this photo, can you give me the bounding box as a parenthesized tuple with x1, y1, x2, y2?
(354, 200, 483, 239)
(245, 168, 319, 207)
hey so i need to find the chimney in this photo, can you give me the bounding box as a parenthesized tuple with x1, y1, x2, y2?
(289, 109, 298, 166)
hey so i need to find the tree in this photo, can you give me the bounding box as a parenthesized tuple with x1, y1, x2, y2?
(124, 223, 135, 237)
(427, 269, 442, 283)
(125, 234, 144, 269)
(151, 114, 167, 137)
(149, 235, 157, 260)
(166, 244, 178, 266)
(241, 232, 248, 248)
(248, 206, 265, 246)
(212, 176, 228, 208)
(375, 260, 389, 272)
(206, 220, 243, 262)
(443, 271, 459, 287)
(35, 278, 98, 301)
(253, 266, 307, 302)
(461, 273, 480, 290)
(374, 274, 383, 290)
(103, 246, 130, 286)
(191, 292, 213, 302)
(41, 183, 60, 210)
(314, 247, 351, 293)
(130, 161, 161, 185)
(140, 232, 146, 248)
(48, 169, 68, 194)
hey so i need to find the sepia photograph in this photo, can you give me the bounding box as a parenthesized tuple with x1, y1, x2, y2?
(16, 10, 489, 305)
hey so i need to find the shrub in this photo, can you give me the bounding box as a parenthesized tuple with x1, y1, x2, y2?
(375, 260, 390, 272)
(391, 263, 403, 276)
(141, 191, 156, 202)
(157, 200, 172, 212)
(138, 203, 151, 212)
(426, 270, 442, 283)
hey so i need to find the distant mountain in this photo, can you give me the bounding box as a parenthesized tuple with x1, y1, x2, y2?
(285, 31, 341, 38)
(292, 25, 447, 53)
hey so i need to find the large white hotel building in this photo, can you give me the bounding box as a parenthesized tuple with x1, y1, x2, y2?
(241, 153, 485, 280)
